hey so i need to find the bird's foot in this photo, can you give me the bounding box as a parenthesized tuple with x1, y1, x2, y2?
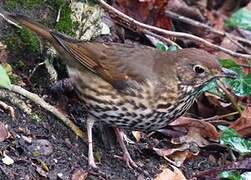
(114, 151, 138, 169)
(122, 133, 135, 145)
(88, 158, 98, 169)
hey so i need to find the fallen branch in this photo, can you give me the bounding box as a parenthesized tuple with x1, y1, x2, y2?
(165, 10, 251, 48)
(0, 89, 32, 115)
(8, 84, 87, 143)
(194, 157, 251, 179)
(97, 0, 251, 59)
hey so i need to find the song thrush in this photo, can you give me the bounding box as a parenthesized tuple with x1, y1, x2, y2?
(1, 10, 235, 168)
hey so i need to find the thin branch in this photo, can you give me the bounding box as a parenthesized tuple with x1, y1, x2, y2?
(0, 100, 15, 119)
(217, 80, 242, 113)
(204, 111, 239, 122)
(97, 0, 251, 59)
(0, 12, 22, 29)
(165, 10, 251, 48)
(144, 29, 182, 49)
(8, 85, 87, 143)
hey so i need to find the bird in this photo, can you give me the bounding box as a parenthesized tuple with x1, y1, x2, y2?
(0, 9, 235, 169)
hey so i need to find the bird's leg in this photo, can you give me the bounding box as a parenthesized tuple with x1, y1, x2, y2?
(87, 117, 97, 168)
(114, 128, 138, 168)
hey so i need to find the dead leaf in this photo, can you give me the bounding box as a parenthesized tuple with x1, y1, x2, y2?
(153, 144, 191, 157)
(230, 106, 251, 137)
(154, 165, 187, 180)
(132, 131, 141, 142)
(153, 117, 220, 166)
(2, 153, 14, 165)
(169, 117, 219, 141)
(153, 143, 199, 166)
(0, 122, 9, 142)
(172, 127, 210, 147)
(114, 0, 172, 30)
(72, 168, 88, 180)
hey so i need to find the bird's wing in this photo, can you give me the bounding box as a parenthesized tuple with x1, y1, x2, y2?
(51, 32, 162, 92)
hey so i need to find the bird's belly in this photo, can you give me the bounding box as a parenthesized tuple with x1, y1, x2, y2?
(79, 83, 165, 130)
(68, 67, 195, 131)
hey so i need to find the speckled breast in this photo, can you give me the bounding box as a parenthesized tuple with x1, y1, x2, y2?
(67, 67, 197, 131)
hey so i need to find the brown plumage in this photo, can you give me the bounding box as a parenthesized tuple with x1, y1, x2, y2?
(1, 10, 231, 168)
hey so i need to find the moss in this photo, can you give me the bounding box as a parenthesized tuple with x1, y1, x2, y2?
(5, 0, 41, 10)
(30, 113, 43, 122)
(5, 28, 40, 54)
(55, 3, 75, 36)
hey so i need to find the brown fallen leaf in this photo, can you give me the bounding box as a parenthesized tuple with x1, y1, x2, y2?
(169, 117, 219, 141)
(153, 117, 220, 166)
(154, 165, 187, 180)
(0, 122, 9, 142)
(153, 141, 199, 166)
(132, 131, 141, 142)
(72, 168, 88, 180)
(172, 127, 210, 147)
(114, 0, 172, 30)
(230, 106, 251, 137)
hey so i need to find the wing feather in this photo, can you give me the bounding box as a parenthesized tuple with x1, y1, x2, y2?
(51, 32, 158, 91)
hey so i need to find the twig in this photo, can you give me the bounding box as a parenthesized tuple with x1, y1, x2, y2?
(194, 157, 251, 178)
(165, 10, 251, 48)
(204, 111, 239, 122)
(0, 12, 22, 29)
(225, 34, 251, 54)
(217, 80, 242, 113)
(0, 89, 32, 115)
(56, 5, 62, 23)
(8, 84, 87, 143)
(97, 0, 251, 59)
(0, 100, 15, 119)
(144, 30, 182, 49)
(28, 62, 45, 80)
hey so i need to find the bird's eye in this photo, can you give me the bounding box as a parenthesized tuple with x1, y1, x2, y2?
(193, 65, 205, 74)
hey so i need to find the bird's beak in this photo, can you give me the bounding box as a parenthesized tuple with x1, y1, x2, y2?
(221, 68, 238, 78)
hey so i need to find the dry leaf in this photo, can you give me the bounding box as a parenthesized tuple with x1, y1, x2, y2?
(132, 131, 141, 142)
(230, 106, 251, 137)
(172, 127, 210, 147)
(0, 122, 9, 142)
(72, 168, 88, 180)
(154, 165, 187, 180)
(2, 153, 14, 165)
(169, 117, 219, 141)
(153, 143, 199, 166)
(114, 0, 172, 30)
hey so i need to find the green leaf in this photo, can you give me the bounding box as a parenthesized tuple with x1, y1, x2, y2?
(219, 126, 251, 155)
(156, 42, 169, 52)
(0, 65, 11, 90)
(156, 43, 177, 52)
(218, 59, 251, 96)
(219, 171, 243, 180)
(219, 59, 241, 69)
(224, 70, 251, 96)
(225, 8, 251, 31)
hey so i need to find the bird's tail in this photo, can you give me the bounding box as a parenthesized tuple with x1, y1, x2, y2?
(0, 8, 53, 42)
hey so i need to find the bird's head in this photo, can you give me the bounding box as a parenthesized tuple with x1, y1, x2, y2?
(174, 48, 236, 93)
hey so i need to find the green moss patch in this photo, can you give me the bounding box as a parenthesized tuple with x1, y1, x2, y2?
(5, 28, 40, 54)
(5, 0, 41, 10)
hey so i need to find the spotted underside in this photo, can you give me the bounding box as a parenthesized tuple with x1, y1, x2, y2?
(68, 67, 199, 131)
